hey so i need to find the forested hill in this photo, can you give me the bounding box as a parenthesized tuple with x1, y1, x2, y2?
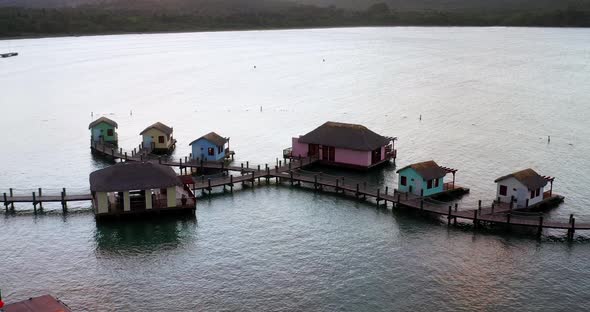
(1, 0, 589, 38)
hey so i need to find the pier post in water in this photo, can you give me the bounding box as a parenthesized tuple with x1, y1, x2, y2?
(32, 192, 37, 213)
(38, 188, 43, 210)
(447, 206, 452, 225)
(3, 192, 8, 211)
(9, 188, 14, 209)
(537, 216, 544, 237)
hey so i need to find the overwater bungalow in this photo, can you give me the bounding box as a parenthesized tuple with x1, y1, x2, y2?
(397, 160, 458, 196)
(90, 162, 196, 220)
(495, 168, 555, 208)
(89, 116, 118, 145)
(140, 122, 176, 154)
(189, 132, 231, 162)
(287, 121, 396, 170)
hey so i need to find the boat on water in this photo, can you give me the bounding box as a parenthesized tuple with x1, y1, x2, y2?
(1, 52, 18, 58)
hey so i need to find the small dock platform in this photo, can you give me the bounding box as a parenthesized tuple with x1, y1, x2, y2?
(2, 295, 71, 312)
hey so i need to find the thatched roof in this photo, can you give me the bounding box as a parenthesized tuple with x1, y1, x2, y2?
(88, 117, 118, 129)
(140, 122, 173, 136)
(397, 160, 447, 180)
(90, 162, 182, 192)
(189, 132, 228, 146)
(495, 168, 548, 190)
(299, 121, 390, 151)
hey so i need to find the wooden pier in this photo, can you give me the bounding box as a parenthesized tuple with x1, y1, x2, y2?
(184, 168, 583, 239)
(2, 145, 584, 240)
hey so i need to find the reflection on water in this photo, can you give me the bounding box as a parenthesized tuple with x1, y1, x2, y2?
(94, 216, 197, 254)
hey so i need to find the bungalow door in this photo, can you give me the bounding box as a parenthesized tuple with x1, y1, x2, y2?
(322, 146, 329, 161)
(308, 144, 319, 157)
(329, 146, 335, 162)
(371, 147, 381, 165)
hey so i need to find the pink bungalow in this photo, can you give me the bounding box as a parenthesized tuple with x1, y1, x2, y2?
(286, 121, 397, 170)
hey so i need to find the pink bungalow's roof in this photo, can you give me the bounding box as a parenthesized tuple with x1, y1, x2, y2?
(299, 121, 391, 151)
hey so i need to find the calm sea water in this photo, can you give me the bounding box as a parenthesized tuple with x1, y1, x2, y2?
(1, 27, 590, 311)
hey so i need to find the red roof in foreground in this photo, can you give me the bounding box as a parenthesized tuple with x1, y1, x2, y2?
(3, 295, 71, 312)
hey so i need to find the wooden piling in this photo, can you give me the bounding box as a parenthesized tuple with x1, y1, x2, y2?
(473, 210, 478, 228)
(3, 192, 8, 211)
(537, 216, 543, 237)
(32, 192, 37, 213)
(9, 188, 14, 209)
(38, 188, 43, 210)
(447, 206, 452, 225)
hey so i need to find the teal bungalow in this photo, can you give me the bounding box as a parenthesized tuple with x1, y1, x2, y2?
(397, 160, 450, 197)
(89, 117, 118, 145)
(189, 132, 229, 162)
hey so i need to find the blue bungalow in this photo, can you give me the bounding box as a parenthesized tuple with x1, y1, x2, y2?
(89, 117, 118, 145)
(189, 132, 229, 162)
(397, 160, 449, 197)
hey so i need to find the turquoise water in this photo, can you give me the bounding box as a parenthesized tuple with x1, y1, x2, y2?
(1, 27, 590, 310)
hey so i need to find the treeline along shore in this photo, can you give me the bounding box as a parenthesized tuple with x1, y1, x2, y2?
(1, 2, 590, 38)
(0, 3, 590, 37)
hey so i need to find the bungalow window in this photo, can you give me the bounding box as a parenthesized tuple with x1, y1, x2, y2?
(158, 136, 165, 143)
(536, 188, 541, 197)
(218, 146, 223, 154)
(208, 148, 215, 156)
(400, 176, 407, 186)
(499, 185, 507, 196)
(107, 129, 114, 136)
(531, 190, 535, 198)
(427, 179, 433, 189)
(434, 178, 440, 188)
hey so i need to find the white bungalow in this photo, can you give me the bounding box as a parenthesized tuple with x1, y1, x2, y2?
(494, 168, 549, 208)
(90, 162, 195, 220)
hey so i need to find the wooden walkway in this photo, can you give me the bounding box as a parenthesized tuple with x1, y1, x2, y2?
(90, 141, 277, 174)
(187, 168, 585, 239)
(1, 144, 584, 240)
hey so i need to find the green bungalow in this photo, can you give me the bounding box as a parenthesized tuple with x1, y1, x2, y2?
(397, 160, 452, 197)
(89, 117, 118, 145)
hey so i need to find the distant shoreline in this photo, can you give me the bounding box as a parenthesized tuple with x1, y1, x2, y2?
(1, 4, 589, 41)
(1, 24, 589, 41)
